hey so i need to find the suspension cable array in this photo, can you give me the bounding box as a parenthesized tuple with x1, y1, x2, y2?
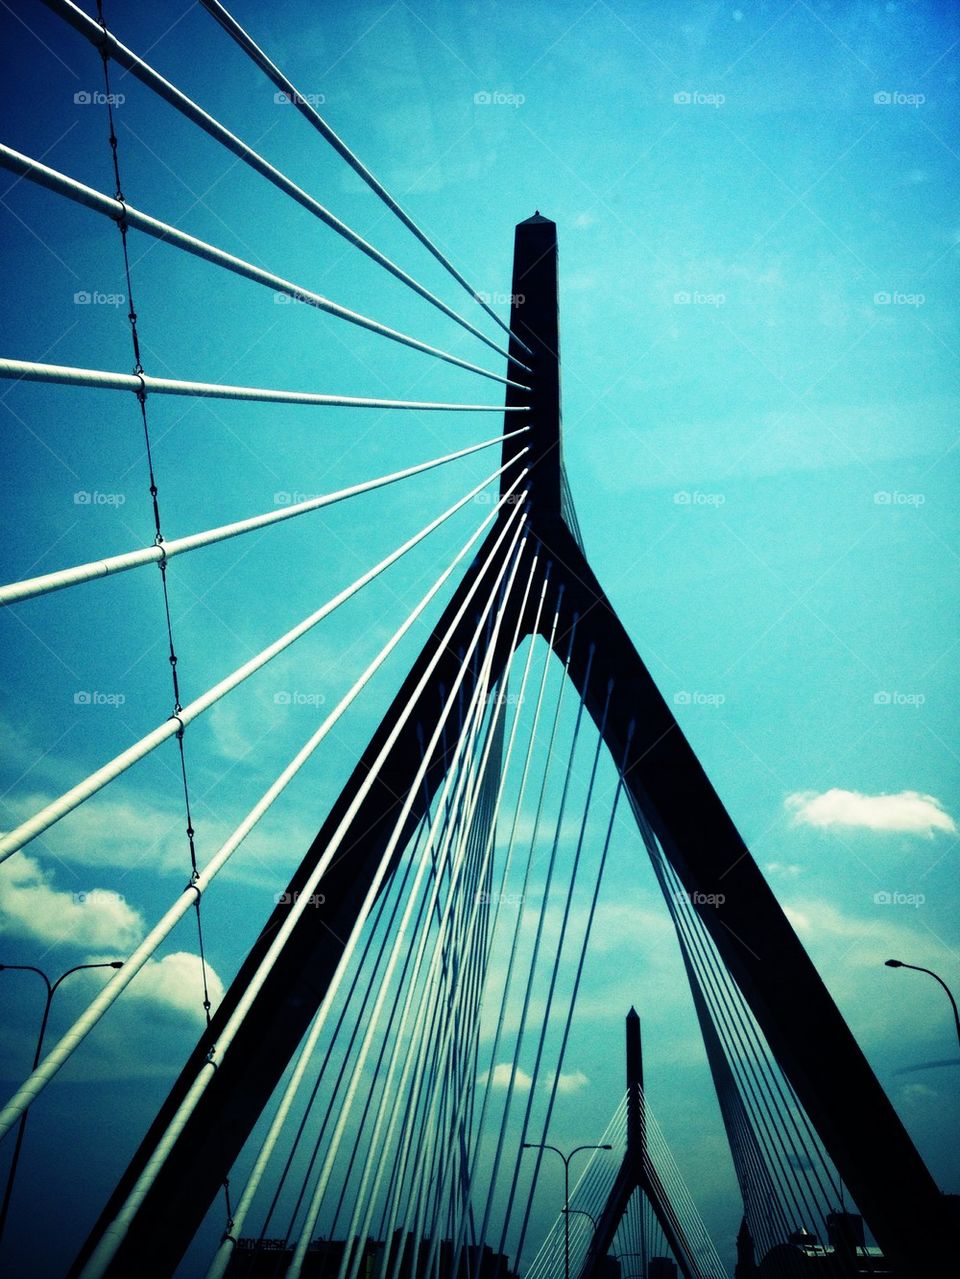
(633, 807, 852, 1276)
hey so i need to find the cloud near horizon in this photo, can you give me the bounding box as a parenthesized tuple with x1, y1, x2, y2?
(785, 789, 956, 837)
(0, 852, 144, 949)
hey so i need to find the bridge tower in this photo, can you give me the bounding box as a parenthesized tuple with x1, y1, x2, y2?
(73, 215, 952, 1279)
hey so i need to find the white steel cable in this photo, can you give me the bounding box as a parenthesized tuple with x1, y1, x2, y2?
(0, 456, 523, 864)
(343, 588, 516, 1268)
(511, 675, 617, 1268)
(478, 615, 576, 1254)
(197, 0, 532, 355)
(75, 504, 529, 1279)
(39, 0, 529, 372)
(337, 556, 541, 1279)
(369, 609, 530, 1279)
(210, 802, 428, 1276)
(641, 1098, 728, 1276)
(496, 635, 595, 1255)
(0, 356, 528, 410)
(0, 429, 525, 605)
(447, 594, 555, 1276)
(0, 147, 529, 391)
(461, 615, 563, 1253)
(287, 529, 529, 1279)
(0, 477, 527, 1143)
(213, 767, 447, 1279)
(264, 639, 497, 1267)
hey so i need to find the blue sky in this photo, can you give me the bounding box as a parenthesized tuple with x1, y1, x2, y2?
(0, 0, 958, 1275)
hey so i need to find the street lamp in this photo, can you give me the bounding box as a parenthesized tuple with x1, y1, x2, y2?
(564, 1207, 599, 1232)
(884, 960, 960, 1050)
(522, 1142, 612, 1279)
(0, 961, 123, 1245)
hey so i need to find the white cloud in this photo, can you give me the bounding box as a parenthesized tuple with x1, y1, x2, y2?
(765, 861, 804, 878)
(478, 1063, 532, 1092)
(2, 789, 188, 871)
(900, 1082, 937, 1104)
(0, 853, 144, 949)
(785, 788, 956, 837)
(475, 1064, 587, 1094)
(123, 952, 225, 1020)
(548, 1069, 589, 1094)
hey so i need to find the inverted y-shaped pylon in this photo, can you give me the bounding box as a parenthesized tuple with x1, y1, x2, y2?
(74, 214, 951, 1279)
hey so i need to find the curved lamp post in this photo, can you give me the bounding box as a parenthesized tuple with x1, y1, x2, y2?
(522, 1142, 612, 1279)
(884, 960, 960, 1050)
(564, 1206, 599, 1232)
(0, 961, 123, 1245)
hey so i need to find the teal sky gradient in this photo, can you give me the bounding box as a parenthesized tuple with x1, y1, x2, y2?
(0, 1, 958, 1275)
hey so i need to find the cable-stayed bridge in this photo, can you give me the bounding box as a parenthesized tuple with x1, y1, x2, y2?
(0, 4, 956, 1279)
